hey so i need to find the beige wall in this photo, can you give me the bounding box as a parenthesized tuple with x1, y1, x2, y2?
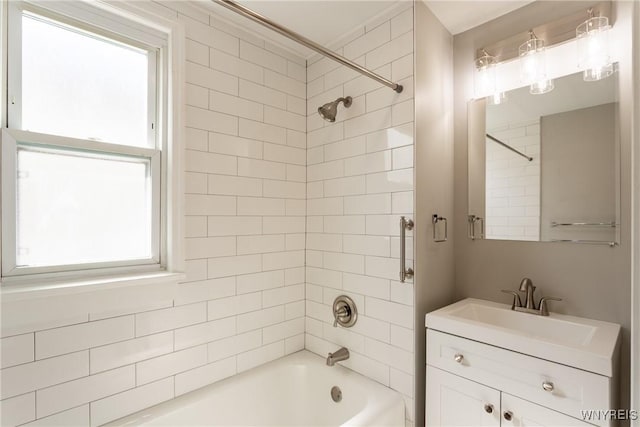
(453, 0, 633, 413)
(414, 2, 455, 426)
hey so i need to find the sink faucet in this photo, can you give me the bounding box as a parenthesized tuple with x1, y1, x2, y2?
(326, 347, 349, 366)
(519, 278, 536, 309)
(501, 278, 562, 316)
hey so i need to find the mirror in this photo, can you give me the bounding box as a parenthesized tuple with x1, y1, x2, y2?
(468, 68, 620, 244)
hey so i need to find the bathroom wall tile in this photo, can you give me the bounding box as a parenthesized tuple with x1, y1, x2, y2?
(285, 335, 305, 354)
(185, 127, 208, 151)
(135, 303, 206, 337)
(391, 8, 413, 39)
(285, 301, 305, 320)
(186, 63, 238, 96)
(264, 70, 306, 99)
(391, 98, 414, 126)
(287, 129, 306, 148)
(263, 284, 305, 308)
(306, 267, 342, 289)
(1, 334, 34, 369)
(185, 216, 207, 237)
(365, 297, 412, 329)
(239, 119, 287, 145)
(175, 357, 236, 396)
(344, 108, 392, 139)
(185, 236, 236, 259)
(263, 216, 305, 234)
(37, 365, 135, 418)
(287, 95, 306, 115)
(324, 136, 366, 161)
(185, 194, 236, 216)
(207, 293, 262, 321)
(175, 278, 237, 306)
(186, 39, 208, 65)
(366, 169, 413, 194)
(390, 325, 413, 352)
(263, 318, 305, 344)
(322, 323, 365, 353)
(392, 54, 413, 81)
(237, 234, 285, 255)
(323, 252, 365, 274)
(365, 122, 413, 153)
(239, 80, 287, 109)
(285, 267, 305, 285)
(264, 106, 306, 133)
(237, 341, 284, 372)
(343, 273, 390, 299)
(90, 332, 173, 374)
(365, 30, 413, 70)
(209, 90, 263, 122)
(136, 345, 207, 385)
(307, 198, 343, 216)
(264, 143, 306, 166)
(365, 256, 401, 281)
(21, 405, 88, 427)
(35, 316, 133, 360)
(238, 158, 286, 180)
(390, 368, 413, 397)
(208, 330, 262, 363)
(237, 306, 285, 333)
(306, 233, 342, 252)
(390, 280, 413, 306)
(286, 233, 306, 251)
(262, 250, 305, 271)
(209, 132, 263, 159)
(341, 350, 389, 386)
(391, 191, 414, 214)
(206, 216, 261, 237)
(0, 393, 35, 427)
(307, 159, 344, 182)
(344, 150, 392, 176)
(207, 255, 262, 279)
(392, 145, 413, 170)
(185, 83, 208, 108)
(263, 180, 305, 199)
(344, 21, 390, 60)
(174, 317, 236, 350)
(210, 49, 263, 84)
(237, 197, 286, 216)
(90, 377, 174, 427)
(343, 235, 391, 257)
(286, 164, 306, 182)
(323, 175, 366, 197)
(351, 315, 391, 343)
(307, 216, 324, 233)
(208, 174, 262, 198)
(239, 40, 287, 74)
(344, 194, 391, 215)
(364, 338, 413, 375)
(237, 270, 284, 294)
(285, 200, 306, 216)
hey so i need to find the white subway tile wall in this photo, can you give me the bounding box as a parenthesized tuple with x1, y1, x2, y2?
(0, 2, 306, 426)
(485, 121, 541, 241)
(304, 4, 415, 426)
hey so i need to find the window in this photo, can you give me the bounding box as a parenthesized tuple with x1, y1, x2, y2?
(2, 2, 169, 279)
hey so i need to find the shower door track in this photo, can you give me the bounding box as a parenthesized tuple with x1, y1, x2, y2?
(212, 0, 404, 93)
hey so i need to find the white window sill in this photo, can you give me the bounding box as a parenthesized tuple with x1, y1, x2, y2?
(1, 271, 184, 303)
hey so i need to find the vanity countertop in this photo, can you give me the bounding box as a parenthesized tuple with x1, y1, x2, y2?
(425, 298, 621, 377)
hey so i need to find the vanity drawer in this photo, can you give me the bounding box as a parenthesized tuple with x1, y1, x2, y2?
(426, 329, 612, 425)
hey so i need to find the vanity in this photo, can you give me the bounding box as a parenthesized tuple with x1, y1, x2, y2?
(425, 298, 621, 426)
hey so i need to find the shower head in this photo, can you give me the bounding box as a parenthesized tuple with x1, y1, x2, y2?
(318, 96, 352, 122)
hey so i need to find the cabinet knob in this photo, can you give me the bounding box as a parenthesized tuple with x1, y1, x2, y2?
(503, 411, 513, 421)
(453, 353, 464, 363)
(542, 381, 554, 392)
(484, 404, 494, 414)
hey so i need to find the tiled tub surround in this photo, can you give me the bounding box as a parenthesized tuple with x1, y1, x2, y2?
(303, 4, 416, 425)
(0, 2, 306, 426)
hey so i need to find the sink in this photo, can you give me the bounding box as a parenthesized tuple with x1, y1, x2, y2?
(425, 298, 621, 376)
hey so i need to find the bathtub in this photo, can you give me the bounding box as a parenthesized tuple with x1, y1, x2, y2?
(109, 350, 405, 426)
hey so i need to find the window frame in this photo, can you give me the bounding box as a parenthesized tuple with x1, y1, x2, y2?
(1, 1, 172, 282)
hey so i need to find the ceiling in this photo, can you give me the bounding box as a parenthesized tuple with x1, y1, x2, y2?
(205, 0, 536, 59)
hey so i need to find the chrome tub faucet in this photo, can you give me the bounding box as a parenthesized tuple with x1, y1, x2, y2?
(326, 347, 349, 366)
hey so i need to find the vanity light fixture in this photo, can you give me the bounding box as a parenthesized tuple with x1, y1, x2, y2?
(519, 30, 554, 95)
(474, 49, 506, 105)
(577, 8, 613, 81)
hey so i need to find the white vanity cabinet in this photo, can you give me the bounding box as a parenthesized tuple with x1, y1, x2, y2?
(424, 299, 621, 427)
(425, 329, 614, 427)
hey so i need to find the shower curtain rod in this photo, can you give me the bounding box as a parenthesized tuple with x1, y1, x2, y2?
(212, 0, 404, 93)
(486, 133, 533, 162)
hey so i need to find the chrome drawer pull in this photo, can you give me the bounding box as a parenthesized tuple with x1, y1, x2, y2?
(454, 353, 464, 363)
(503, 411, 513, 421)
(484, 404, 494, 414)
(542, 381, 554, 392)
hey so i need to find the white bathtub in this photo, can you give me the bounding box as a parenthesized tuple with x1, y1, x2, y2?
(109, 350, 405, 427)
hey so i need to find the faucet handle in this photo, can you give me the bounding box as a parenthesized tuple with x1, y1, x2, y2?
(538, 296, 562, 316)
(501, 290, 523, 309)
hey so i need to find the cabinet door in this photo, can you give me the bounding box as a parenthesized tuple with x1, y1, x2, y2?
(426, 366, 500, 427)
(501, 393, 594, 427)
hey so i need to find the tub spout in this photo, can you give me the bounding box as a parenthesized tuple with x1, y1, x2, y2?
(326, 347, 349, 366)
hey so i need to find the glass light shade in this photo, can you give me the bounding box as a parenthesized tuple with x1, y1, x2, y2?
(474, 54, 497, 99)
(577, 16, 613, 81)
(530, 79, 555, 95)
(519, 37, 547, 85)
(488, 91, 507, 105)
